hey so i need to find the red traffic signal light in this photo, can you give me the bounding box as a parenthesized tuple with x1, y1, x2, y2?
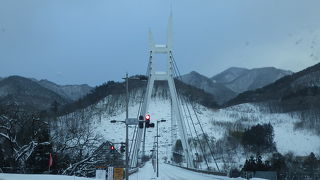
(145, 114, 150, 121)
(109, 145, 116, 154)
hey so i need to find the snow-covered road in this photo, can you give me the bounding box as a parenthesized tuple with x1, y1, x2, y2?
(130, 162, 238, 180)
(0, 162, 259, 180)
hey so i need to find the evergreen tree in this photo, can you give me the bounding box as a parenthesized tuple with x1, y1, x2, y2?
(304, 152, 317, 175)
(241, 123, 275, 153)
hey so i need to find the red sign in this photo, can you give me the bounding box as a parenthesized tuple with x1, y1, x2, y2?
(49, 153, 53, 167)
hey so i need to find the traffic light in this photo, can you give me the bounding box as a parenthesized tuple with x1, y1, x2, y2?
(139, 115, 144, 129)
(120, 144, 125, 153)
(145, 114, 150, 128)
(145, 114, 150, 121)
(138, 114, 155, 128)
(110, 145, 116, 154)
(139, 121, 144, 128)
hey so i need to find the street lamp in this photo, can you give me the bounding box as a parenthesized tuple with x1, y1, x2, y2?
(109, 73, 133, 180)
(110, 74, 148, 180)
(156, 119, 166, 178)
(110, 120, 118, 123)
(110, 112, 130, 179)
(124, 73, 129, 180)
(122, 73, 147, 180)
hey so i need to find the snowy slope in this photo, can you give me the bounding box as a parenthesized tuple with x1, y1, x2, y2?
(57, 92, 320, 171)
(221, 104, 320, 155)
(91, 96, 173, 160)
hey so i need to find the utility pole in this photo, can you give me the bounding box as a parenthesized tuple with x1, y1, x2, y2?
(157, 121, 159, 178)
(112, 73, 147, 179)
(125, 73, 129, 180)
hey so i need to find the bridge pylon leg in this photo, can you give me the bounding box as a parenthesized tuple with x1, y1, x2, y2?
(129, 13, 194, 169)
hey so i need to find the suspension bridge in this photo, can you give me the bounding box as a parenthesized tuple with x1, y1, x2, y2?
(125, 14, 223, 179)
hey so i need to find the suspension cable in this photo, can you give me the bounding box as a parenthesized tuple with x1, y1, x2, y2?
(170, 51, 220, 172)
(129, 87, 145, 159)
(174, 70, 200, 166)
(177, 82, 207, 169)
(180, 100, 201, 168)
(129, 51, 152, 167)
(172, 57, 209, 170)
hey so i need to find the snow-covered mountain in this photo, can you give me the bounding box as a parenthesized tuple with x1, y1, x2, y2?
(36, 79, 93, 101)
(0, 76, 70, 110)
(227, 63, 320, 138)
(211, 67, 249, 84)
(181, 71, 237, 104)
(181, 67, 292, 104)
(0, 75, 93, 110)
(228, 62, 320, 107)
(222, 67, 293, 93)
(53, 78, 320, 171)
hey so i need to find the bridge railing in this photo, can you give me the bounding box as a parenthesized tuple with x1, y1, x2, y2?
(165, 162, 227, 177)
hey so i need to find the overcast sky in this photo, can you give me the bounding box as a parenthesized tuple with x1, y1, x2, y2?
(1, 0, 320, 86)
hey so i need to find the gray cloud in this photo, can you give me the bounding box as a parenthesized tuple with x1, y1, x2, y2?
(1, 0, 319, 85)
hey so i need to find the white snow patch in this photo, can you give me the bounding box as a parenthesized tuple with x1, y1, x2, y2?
(0, 174, 92, 180)
(91, 98, 320, 157)
(60, 95, 320, 171)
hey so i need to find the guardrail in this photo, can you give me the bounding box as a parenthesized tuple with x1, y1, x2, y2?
(166, 163, 227, 177)
(128, 161, 147, 175)
(128, 168, 138, 175)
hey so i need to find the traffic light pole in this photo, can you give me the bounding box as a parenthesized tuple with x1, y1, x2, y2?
(125, 73, 129, 180)
(156, 119, 166, 178)
(156, 121, 159, 178)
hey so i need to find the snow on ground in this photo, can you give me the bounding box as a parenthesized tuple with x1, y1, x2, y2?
(130, 161, 243, 180)
(90, 96, 320, 157)
(92, 97, 173, 160)
(0, 173, 92, 180)
(0, 166, 264, 180)
(273, 122, 320, 155)
(70, 95, 320, 168)
(206, 103, 320, 156)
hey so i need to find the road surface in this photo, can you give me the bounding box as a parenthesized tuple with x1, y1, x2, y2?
(130, 161, 240, 180)
(0, 162, 252, 180)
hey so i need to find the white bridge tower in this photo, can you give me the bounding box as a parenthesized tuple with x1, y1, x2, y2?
(130, 14, 194, 169)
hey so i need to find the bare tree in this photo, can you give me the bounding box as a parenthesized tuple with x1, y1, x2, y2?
(50, 113, 104, 175)
(0, 111, 50, 172)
